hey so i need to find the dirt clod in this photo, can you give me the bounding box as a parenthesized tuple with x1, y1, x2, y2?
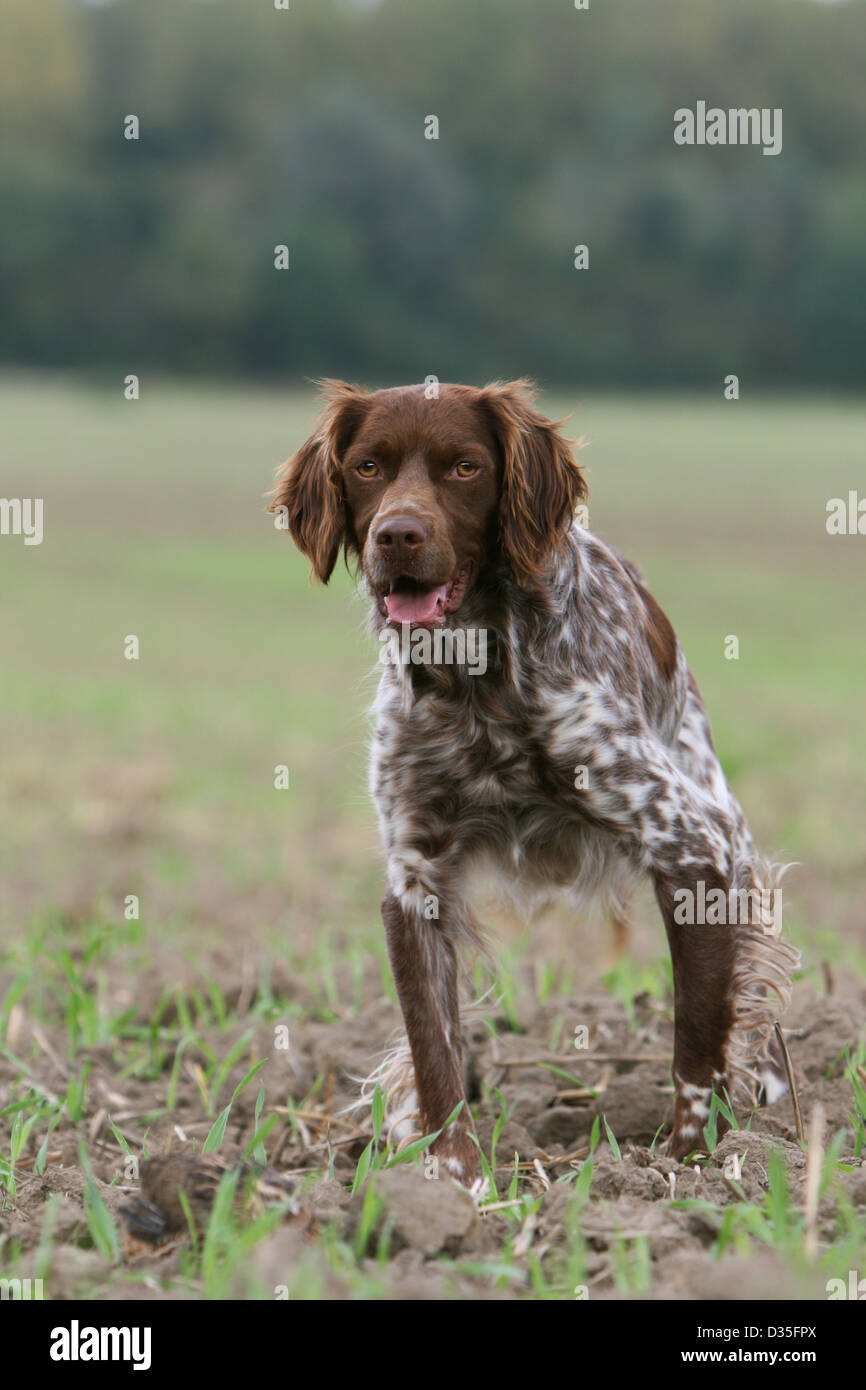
(345, 1165, 478, 1257)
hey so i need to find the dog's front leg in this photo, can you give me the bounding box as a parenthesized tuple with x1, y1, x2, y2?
(549, 686, 792, 1162)
(653, 868, 737, 1159)
(600, 766, 740, 1159)
(381, 890, 481, 1187)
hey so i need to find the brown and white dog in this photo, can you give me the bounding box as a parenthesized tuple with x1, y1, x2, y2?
(270, 379, 798, 1189)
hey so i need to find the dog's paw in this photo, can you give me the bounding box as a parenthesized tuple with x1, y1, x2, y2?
(431, 1125, 482, 1189)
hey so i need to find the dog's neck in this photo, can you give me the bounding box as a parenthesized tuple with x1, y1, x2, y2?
(368, 541, 576, 702)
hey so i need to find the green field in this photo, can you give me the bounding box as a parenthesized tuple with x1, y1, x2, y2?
(0, 377, 864, 1299)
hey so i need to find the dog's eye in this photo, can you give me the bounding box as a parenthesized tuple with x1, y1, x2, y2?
(356, 460, 380, 478)
(452, 461, 479, 478)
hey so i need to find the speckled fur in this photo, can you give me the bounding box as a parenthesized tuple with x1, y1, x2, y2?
(273, 381, 799, 1184)
(368, 526, 798, 1175)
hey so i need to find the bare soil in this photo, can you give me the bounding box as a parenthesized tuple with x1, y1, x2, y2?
(2, 947, 863, 1301)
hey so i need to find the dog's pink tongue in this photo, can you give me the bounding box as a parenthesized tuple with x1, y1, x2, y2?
(385, 584, 447, 624)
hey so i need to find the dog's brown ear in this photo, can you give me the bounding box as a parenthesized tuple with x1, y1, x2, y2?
(480, 379, 587, 589)
(268, 380, 371, 583)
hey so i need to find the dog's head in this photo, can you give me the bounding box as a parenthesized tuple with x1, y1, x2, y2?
(269, 379, 587, 627)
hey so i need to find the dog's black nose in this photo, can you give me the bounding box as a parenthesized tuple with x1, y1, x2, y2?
(375, 514, 427, 561)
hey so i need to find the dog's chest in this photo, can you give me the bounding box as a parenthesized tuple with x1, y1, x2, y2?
(372, 674, 633, 901)
(373, 676, 556, 810)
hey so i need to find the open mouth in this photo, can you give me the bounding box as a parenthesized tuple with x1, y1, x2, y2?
(382, 565, 472, 627)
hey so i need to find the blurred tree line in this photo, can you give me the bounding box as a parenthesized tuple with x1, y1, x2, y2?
(1, 0, 864, 387)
